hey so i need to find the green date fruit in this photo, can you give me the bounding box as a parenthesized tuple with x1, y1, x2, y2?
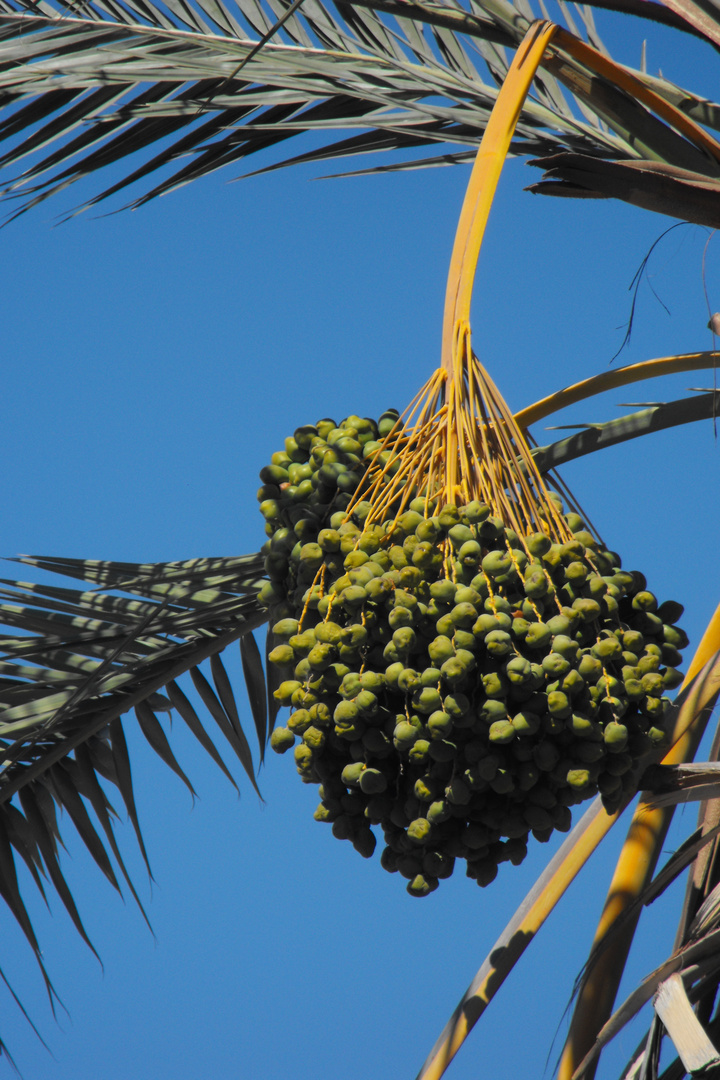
(260, 415, 688, 897)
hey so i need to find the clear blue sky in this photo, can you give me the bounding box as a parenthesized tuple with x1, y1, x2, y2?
(0, 12, 719, 1079)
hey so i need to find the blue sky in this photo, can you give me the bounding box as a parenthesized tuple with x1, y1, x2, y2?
(0, 12, 719, 1079)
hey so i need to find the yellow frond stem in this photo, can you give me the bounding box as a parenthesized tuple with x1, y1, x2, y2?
(416, 801, 618, 1080)
(683, 601, 720, 687)
(419, 618, 720, 1080)
(515, 353, 720, 431)
(551, 29, 720, 168)
(558, 601, 720, 1080)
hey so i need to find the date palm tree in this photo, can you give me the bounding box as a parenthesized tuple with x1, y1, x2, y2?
(0, 5, 720, 1080)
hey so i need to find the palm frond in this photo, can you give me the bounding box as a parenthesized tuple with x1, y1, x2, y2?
(527, 155, 720, 229)
(558, 600, 720, 1080)
(0, 0, 718, 216)
(0, 550, 270, 1002)
(416, 638, 720, 1080)
(515, 351, 720, 430)
(531, 391, 720, 473)
(573, 936, 720, 1079)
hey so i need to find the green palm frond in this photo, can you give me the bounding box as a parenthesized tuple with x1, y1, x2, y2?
(531, 391, 720, 473)
(0, 550, 270, 999)
(0, 0, 718, 218)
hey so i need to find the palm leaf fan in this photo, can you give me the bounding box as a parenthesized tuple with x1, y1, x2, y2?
(0, 550, 269, 1007)
(0, 0, 719, 220)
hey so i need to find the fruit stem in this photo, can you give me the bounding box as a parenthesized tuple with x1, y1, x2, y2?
(440, 20, 558, 378)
